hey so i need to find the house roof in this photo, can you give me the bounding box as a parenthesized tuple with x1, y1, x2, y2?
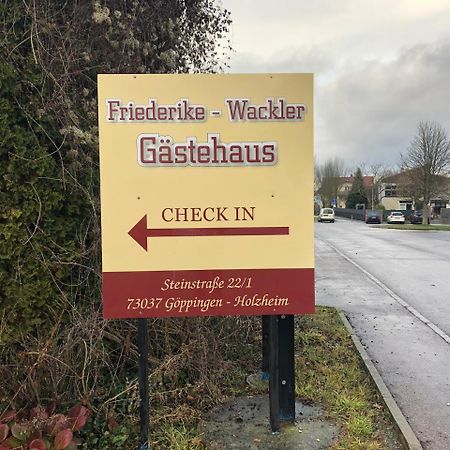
(382, 169, 450, 184)
(337, 175, 374, 188)
(382, 169, 415, 183)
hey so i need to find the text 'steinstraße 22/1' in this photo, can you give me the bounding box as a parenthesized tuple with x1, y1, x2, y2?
(98, 74, 314, 319)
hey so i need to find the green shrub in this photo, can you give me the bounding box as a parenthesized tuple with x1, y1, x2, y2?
(0, 0, 231, 345)
(0, 59, 92, 344)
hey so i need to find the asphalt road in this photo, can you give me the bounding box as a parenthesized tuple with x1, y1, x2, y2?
(315, 218, 450, 450)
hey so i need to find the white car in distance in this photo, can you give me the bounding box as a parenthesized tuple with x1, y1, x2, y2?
(318, 208, 335, 223)
(386, 211, 405, 224)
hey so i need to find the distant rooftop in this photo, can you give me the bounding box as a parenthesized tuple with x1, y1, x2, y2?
(338, 175, 374, 188)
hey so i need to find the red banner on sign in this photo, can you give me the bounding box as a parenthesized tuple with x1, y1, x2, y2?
(103, 268, 314, 319)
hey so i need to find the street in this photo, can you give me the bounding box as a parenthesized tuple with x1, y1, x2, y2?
(315, 218, 450, 450)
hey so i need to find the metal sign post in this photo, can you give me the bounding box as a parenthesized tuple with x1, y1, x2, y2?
(262, 316, 270, 380)
(137, 318, 149, 450)
(269, 315, 280, 433)
(278, 315, 295, 421)
(268, 314, 295, 432)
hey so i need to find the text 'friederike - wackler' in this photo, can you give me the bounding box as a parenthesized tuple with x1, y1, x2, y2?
(105, 97, 308, 167)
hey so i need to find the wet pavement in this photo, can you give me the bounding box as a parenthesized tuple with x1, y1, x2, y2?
(200, 395, 338, 449)
(315, 218, 450, 450)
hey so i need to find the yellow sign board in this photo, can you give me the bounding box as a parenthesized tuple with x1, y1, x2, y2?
(98, 74, 314, 318)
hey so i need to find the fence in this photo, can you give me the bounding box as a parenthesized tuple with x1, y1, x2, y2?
(334, 208, 366, 221)
(334, 208, 450, 225)
(442, 208, 450, 224)
(334, 208, 416, 222)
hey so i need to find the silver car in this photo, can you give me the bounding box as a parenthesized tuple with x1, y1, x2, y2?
(318, 208, 335, 223)
(386, 211, 405, 224)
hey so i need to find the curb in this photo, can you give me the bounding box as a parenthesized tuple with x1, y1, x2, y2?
(338, 312, 423, 450)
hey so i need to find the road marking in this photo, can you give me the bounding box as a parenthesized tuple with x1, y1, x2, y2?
(322, 238, 450, 346)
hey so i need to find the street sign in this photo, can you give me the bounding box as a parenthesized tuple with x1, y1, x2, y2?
(98, 74, 314, 319)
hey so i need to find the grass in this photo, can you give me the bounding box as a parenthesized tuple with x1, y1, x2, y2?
(15, 307, 400, 449)
(194, 306, 401, 449)
(143, 307, 402, 449)
(372, 223, 450, 231)
(152, 425, 204, 449)
(294, 307, 401, 449)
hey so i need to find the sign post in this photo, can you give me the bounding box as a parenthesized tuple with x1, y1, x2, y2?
(278, 315, 295, 422)
(98, 74, 314, 439)
(269, 315, 280, 433)
(137, 318, 149, 449)
(262, 316, 270, 380)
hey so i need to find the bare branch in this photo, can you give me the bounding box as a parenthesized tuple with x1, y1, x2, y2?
(316, 157, 347, 207)
(401, 121, 450, 223)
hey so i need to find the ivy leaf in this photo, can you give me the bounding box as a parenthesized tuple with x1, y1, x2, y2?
(5, 436, 21, 447)
(0, 424, 9, 442)
(10, 423, 29, 441)
(0, 411, 16, 424)
(29, 438, 47, 450)
(67, 405, 88, 431)
(54, 429, 73, 450)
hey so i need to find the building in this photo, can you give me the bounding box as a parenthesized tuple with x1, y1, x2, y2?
(378, 170, 450, 215)
(378, 172, 413, 211)
(335, 175, 375, 208)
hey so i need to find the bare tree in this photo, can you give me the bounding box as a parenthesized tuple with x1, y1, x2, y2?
(314, 155, 321, 193)
(369, 163, 396, 182)
(316, 157, 347, 207)
(402, 122, 450, 223)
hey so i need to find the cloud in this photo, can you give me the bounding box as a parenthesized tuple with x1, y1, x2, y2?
(229, 46, 335, 79)
(225, 0, 450, 170)
(317, 39, 450, 167)
(228, 38, 450, 169)
(226, 0, 450, 62)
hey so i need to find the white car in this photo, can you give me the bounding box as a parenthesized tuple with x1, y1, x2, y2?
(386, 211, 405, 224)
(318, 208, 335, 223)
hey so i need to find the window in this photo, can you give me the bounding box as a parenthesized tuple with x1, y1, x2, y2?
(399, 201, 412, 211)
(384, 184, 397, 197)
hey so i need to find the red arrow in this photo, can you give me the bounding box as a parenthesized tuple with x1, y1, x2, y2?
(128, 214, 289, 251)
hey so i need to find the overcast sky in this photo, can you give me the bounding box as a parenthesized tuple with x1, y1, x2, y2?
(224, 0, 450, 172)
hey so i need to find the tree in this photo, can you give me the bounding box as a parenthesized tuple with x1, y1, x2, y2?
(0, 0, 232, 344)
(401, 122, 450, 224)
(316, 157, 346, 207)
(346, 168, 368, 209)
(0, 0, 240, 417)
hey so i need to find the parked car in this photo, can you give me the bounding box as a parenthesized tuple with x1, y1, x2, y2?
(386, 211, 405, 224)
(318, 208, 335, 223)
(410, 210, 430, 224)
(365, 211, 382, 224)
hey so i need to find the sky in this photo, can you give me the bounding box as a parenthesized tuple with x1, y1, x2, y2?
(223, 0, 450, 172)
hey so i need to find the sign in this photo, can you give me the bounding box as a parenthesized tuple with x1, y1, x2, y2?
(98, 74, 314, 319)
